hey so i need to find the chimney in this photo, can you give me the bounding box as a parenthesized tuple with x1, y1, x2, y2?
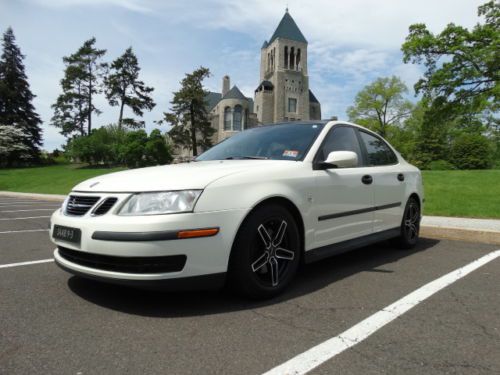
(222, 75, 230, 96)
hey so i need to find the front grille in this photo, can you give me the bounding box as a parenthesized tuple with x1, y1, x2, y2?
(92, 197, 117, 216)
(58, 246, 187, 274)
(65, 195, 100, 216)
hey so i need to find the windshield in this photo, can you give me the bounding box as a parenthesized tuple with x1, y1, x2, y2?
(196, 123, 325, 161)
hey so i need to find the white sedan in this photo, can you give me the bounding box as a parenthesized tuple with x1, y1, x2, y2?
(50, 121, 423, 298)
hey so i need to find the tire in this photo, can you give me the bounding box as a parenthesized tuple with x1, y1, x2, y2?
(228, 203, 301, 298)
(396, 196, 421, 249)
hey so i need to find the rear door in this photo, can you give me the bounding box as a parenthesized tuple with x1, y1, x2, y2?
(312, 125, 375, 248)
(357, 130, 405, 232)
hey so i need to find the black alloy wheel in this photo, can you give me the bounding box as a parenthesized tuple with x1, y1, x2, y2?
(397, 196, 420, 249)
(228, 204, 301, 298)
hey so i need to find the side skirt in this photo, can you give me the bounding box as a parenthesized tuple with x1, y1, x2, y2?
(304, 227, 400, 264)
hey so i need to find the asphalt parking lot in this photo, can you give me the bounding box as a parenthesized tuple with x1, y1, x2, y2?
(1, 196, 499, 375)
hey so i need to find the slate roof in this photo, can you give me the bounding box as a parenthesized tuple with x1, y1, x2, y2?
(261, 40, 268, 49)
(222, 85, 247, 101)
(309, 89, 319, 104)
(205, 91, 222, 111)
(205, 86, 253, 112)
(268, 11, 307, 44)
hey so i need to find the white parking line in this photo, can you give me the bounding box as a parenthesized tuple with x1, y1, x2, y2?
(0, 259, 54, 269)
(0, 203, 60, 206)
(0, 209, 56, 213)
(0, 229, 49, 234)
(0, 216, 50, 221)
(262, 249, 500, 375)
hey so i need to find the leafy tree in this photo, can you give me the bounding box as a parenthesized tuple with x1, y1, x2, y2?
(144, 129, 172, 165)
(104, 47, 155, 129)
(161, 67, 214, 156)
(402, 1, 499, 119)
(347, 76, 413, 138)
(0, 27, 42, 160)
(52, 37, 107, 137)
(0, 124, 32, 166)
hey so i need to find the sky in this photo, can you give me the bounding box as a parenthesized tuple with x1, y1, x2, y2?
(1, 0, 486, 151)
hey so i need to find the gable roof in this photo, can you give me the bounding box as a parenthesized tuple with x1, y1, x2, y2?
(205, 91, 222, 111)
(269, 11, 307, 45)
(222, 85, 247, 101)
(309, 89, 319, 104)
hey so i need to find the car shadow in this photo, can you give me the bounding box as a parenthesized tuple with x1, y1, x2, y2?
(67, 237, 439, 317)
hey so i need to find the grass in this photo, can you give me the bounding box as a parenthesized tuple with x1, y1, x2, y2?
(0, 164, 124, 195)
(0, 165, 499, 219)
(422, 170, 500, 219)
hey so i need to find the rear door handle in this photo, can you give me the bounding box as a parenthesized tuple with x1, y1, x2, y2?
(361, 175, 373, 185)
(397, 173, 405, 182)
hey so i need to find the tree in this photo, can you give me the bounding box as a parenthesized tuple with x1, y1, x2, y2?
(347, 76, 413, 138)
(0, 27, 42, 160)
(402, 1, 499, 119)
(144, 129, 172, 165)
(161, 67, 214, 156)
(104, 47, 155, 129)
(0, 124, 32, 166)
(51, 37, 107, 137)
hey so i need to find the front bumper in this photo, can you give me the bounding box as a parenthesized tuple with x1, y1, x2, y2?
(50, 202, 247, 285)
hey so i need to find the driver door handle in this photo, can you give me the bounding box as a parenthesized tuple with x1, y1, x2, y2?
(361, 175, 373, 185)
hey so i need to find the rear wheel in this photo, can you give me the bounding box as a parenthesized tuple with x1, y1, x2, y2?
(228, 204, 301, 298)
(396, 196, 420, 249)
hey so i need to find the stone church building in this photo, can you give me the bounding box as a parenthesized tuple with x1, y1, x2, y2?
(175, 10, 322, 158)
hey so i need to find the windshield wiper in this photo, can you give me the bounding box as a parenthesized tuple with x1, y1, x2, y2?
(224, 156, 268, 160)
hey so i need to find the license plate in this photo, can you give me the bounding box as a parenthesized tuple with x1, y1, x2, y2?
(52, 225, 81, 244)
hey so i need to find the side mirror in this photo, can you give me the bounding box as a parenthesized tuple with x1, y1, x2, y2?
(318, 151, 358, 169)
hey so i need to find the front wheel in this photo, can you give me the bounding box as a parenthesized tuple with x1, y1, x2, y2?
(228, 204, 301, 298)
(396, 196, 420, 249)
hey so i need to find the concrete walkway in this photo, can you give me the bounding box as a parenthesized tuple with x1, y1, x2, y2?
(1, 191, 499, 245)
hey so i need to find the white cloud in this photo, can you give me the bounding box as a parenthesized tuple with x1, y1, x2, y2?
(29, 0, 152, 13)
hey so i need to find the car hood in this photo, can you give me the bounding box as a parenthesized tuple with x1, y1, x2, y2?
(72, 160, 293, 193)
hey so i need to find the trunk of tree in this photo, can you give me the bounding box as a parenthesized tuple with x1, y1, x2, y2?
(87, 65, 92, 134)
(190, 102, 198, 156)
(118, 97, 125, 129)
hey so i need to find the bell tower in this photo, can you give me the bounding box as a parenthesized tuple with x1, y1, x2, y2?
(255, 9, 318, 124)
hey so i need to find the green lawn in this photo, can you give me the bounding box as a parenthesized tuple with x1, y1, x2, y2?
(0, 164, 124, 195)
(422, 170, 500, 219)
(1, 165, 499, 219)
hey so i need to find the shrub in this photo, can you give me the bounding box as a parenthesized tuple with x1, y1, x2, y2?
(427, 159, 455, 170)
(66, 125, 172, 168)
(450, 133, 492, 170)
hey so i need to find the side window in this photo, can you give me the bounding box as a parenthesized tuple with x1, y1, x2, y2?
(317, 126, 363, 167)
(359, 131, 398, 166)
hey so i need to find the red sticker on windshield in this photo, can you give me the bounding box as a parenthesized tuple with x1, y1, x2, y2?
(283, 150, 299, 158)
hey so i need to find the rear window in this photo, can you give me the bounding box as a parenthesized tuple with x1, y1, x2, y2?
(359, 131, 398, 166)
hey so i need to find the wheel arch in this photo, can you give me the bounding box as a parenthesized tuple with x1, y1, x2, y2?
(229, 196, 306, 263)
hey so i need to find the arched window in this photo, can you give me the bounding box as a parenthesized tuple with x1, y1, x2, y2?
(284, 46, 288, 69)
(296, 48, 301, 70)
(233, 105, 242, 131)
(290, 47, 295, 70)
(224, 107, 231, 130)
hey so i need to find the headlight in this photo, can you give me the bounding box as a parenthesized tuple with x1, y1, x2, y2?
(118, 190, 202, 216)
(61, 195, 69, 213)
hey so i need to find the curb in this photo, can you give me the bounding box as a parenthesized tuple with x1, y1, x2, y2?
(421, 226, 500, 246)
(0, 191, 66, 202)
